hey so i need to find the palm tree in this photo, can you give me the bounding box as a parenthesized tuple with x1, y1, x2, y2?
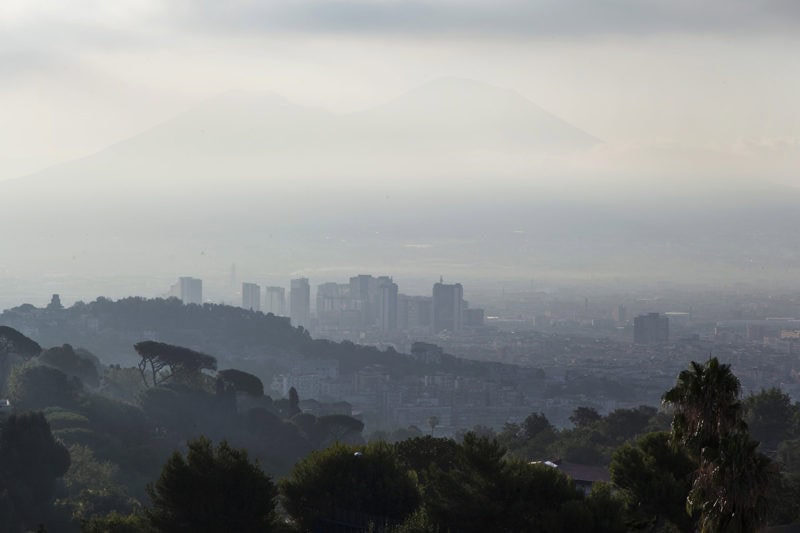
(688, 432, 776, 533)
(662, 357, 745, 458)
(664, 357, 775, 531)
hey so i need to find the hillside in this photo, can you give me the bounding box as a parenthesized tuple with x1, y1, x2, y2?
(0, 297, 535, 381)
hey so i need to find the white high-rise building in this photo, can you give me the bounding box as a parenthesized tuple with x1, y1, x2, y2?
(290, 278, 311, 328)
(178, 277, 203, 305)
(242, 282, 261, 311)
(378, 279, 398, 332)
(265, 286, 286, 316)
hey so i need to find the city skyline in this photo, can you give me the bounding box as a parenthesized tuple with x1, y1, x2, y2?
(170, 272, 484, 335)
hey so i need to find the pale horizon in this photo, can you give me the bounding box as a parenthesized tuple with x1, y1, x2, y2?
(2, 1, 800, 307)
(2, 1, 799, 186)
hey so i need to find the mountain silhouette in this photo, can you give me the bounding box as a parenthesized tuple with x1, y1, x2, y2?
(3, 78, 597, 194)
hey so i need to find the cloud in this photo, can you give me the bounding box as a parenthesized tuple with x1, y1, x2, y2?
(0, 1, 171, 63)
(2, 0, 796, 67)
(171, 0, 800, 39)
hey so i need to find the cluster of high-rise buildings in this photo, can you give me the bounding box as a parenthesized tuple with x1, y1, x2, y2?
(171, 274, 484, 335)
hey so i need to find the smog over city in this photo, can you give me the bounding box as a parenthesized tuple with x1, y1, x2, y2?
(1, 2, 800, 531)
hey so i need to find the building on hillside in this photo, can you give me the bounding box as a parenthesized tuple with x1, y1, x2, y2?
(316, 282, 351, 327)
(290, 277, 311, 328)
(265, 286, 286, 316)
(47, 294, 63, 311)
(242, 282, 261, 311)
(432, 281, 463, 333)
(399, 295, 433, 332)
(349, 274, 380, 326)
(177, 277, 203, 305)
(378, 279, 398, 332)
(532, 461, 610, 494)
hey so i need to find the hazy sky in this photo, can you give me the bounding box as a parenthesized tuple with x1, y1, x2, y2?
(2, 0, 799, 184)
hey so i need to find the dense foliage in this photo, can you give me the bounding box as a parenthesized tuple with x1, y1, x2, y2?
(1, 311, 799, 531)
(147, 437, 277, 532)
(663, 357, 777, 532)
(218, 368, 264, 397)
(0, 412, 71, 532)
(281, 440, 420, 530)
(134, 341, 217, 388)
(0, 326, 41, 357)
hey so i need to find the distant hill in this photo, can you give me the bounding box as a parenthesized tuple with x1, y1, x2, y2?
(344, 77, 598, 151)
(2, 78, 596, 196)
(0, 297, 533, 382)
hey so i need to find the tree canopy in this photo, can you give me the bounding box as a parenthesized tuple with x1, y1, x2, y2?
(0, 326, 41, 357)
(7, 364, 82, 410)
(134, 341, 217, 388)
(663, 357, 744, 457)
(745, 387, 797, 452)
(421, 433, 621, 532)
(280, 440, 420, 531)
(663, 357, 776, 532)
(570, 406, 602, 428)
(610, 431, 695, 531)
(217, 368, 263, 397)
(0, 412, 71, 531)
(39, 344, 100, 388)
(523, 412, 553, 439)
(146, 436, 277, 532)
